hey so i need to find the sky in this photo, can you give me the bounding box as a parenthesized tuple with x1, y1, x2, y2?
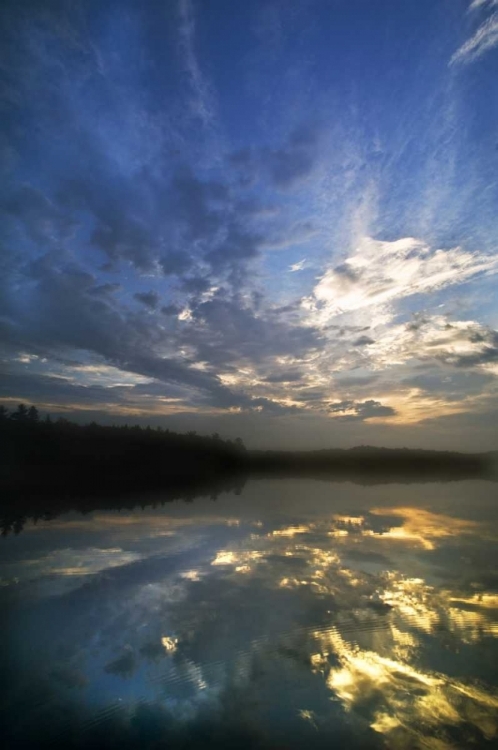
(1, 0, 498, 450)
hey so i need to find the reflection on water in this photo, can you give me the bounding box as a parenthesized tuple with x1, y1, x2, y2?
(0, 479, 497, 749)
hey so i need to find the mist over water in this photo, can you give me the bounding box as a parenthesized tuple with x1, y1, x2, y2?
(1, 478, 497, 749)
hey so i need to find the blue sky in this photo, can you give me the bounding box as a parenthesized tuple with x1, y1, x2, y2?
(1, 0, 498, 448)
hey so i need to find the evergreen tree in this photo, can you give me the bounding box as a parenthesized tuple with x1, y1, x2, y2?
(11, 403, 28, 421)
(27, 405, 39, 422)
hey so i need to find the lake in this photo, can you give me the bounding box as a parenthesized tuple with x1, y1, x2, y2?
(1, 478, 497, 749)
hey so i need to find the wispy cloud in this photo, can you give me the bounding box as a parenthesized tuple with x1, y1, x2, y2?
(451, 10, 498, 65)
(289, 259, 306, 272)
(469, 0, 498, 11)
(177, 0, 215, 125)
(308, 237, 498, 319)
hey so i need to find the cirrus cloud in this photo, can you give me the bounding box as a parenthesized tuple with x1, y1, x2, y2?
(308, 237, 498, 319)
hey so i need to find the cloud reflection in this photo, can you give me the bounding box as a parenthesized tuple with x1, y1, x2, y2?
(1, 484, 497, 749)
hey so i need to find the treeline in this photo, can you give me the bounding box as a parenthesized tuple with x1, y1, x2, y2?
(1, 403, 496, 536)
(249, 445, 494, 479)
(0, 403, 248, 493)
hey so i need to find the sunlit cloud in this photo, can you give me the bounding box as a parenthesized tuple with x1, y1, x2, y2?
(369, 507, 489, 550)
(323, 626, 498, 746)
(0, 547, 143, 586)
(161, 635, 179, 653)
(308, 237, 498, 320)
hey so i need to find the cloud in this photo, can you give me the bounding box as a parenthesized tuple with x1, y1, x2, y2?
(0, 259, 253, 411)
(227, 126, 320, 191)
(1, 184, 78, 246)
(88, 283, 122, 297)
(451, 10, 498, 65)
(264, 127, 320, 189)
(183, 295, 322, 369)
(0, 254, 321, 417)
(289, 259, 306, 272)
(328, 399, 396, 421)
(403, 369, 494, 399)
(134, 291, 159, 310)
(267, 146, 315, 189)
(366, 315, 498, 371)
(309, 237, 498, 318)
(104, 648, 137, 679)
(177, 0, 216, 126)
(436, 329, 498, 367)
(161, 303, 182, 316)
(469, 0, 498, 12)
(353, 335, 375, 347)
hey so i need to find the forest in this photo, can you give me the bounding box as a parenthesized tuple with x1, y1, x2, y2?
(0, 403, 495, 535)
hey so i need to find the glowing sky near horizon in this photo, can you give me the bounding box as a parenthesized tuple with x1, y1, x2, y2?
(1, 0, 498, 448)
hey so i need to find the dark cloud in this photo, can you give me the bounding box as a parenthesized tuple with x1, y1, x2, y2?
(206, 224, 261, 273)
(161, 303, 181, 316)
(436, 329, 498, 368)
(328, 400, 397, 421)
(266, 147, 315, 188)
(439, 346, 498, 368)
(403, 369, 494, 398)
(353, 335, 375, 346)
(227, 127, 319, 191)
(104, 649, 137, 679)
(329, 400, 354, 413)
(179, 276, 211, 294)
(159, 250, 193, 276)
(0, 259, 257, 411)
(406, 315, 429, 332)
(139, 641, 167, 662)
(293, 387, 331, 402)
(0, 247, 320, 415)
(1, 184, 78, 246)
(264, 371, 303, 383)
(88, 283, 122, 297)
(170, 169, 228, 243)
(134, 291, 159, 310)
(333, 263, 361, 284)
(184, 296, 322, 367)
(264, 125, 320, 189)
(335, 374, 379, 387)
(0, 370, 122, 407)
(355, 400, 397, 419)
(324, 324, 370, 335)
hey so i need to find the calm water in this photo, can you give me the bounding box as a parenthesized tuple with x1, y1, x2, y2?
(1, 479, 497, 749)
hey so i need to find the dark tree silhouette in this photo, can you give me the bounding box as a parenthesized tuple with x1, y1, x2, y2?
(0, 403, 494, 536)
(11, 403, 28, 421)
(27, 405, 39, 422)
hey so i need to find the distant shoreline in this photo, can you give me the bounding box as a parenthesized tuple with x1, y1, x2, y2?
(1, 410, 496, 534)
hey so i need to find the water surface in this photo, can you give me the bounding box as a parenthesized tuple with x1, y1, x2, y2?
(1, 479, 497, 749)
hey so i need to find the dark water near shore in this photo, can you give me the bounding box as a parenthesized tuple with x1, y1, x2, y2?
(1, 478, 497, 749)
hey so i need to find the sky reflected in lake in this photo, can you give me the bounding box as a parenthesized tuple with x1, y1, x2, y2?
(1, 479, 497, 749)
